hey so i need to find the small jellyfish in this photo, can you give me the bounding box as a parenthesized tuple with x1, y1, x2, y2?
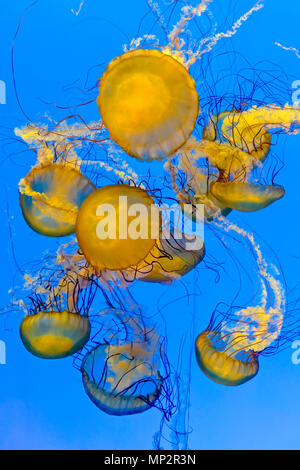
(81, 341, 162, 416)
(134, 232, 205, 283)
(20, 310, 91, 359)
(210, 181, 285, 212)
(19, 268, 94, 359)
(19, 163, 96, 237)
(76, 184, 160, 271)
(195, 330, 259, 386)
(195, 217, 285, 386)
(97, 49, 199, 161)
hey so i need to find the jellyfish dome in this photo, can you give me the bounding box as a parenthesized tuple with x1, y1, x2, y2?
(210, 181, 285, 212)
(195, 331, 259, 386)
(20, 311, 91, 359)
(81, 342, 162, 416)
(97, 49, 199, 161)
(76, 184, 160, 271)
(135, 233, 205, 283)
(19, 163, 96, 237)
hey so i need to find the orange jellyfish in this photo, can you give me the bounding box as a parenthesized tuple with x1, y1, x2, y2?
(20, 310, 91, 359)
(76, 184, 160, 271)
(133, 232, 205, 283)
(97, 49, 199, 161)
(210, 181, 285, 212)
(195, 240, 284, 385)
(81, 341, 162, 416)
(20, 271, 93, 359)
(193, 202, 285, 386)
(195, 330, 259, 386)
(19, 163, 96, 237)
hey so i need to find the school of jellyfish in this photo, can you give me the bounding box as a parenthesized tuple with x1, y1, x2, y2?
(5, 0, 300, 450)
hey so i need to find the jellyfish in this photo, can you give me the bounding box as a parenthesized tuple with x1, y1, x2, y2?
(195, 218, 285, 386)
(19, 267, 95, 359)
(195, 330, 259, 386)
(81, 341, 163, 416)
(95, 0, 262, 165)
(76, 184, 160, 271)
(19, 162, 96, 237)
(20, 310, 91, 359)
(79, 310, 166, 417)
(97, 49, 199, 161)
(133, 232, 205, 283)
(209, 181, 285, 212)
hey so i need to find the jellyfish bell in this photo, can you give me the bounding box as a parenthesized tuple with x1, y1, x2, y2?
(195, 330, 259, 386)
(20, 310, 91, 359)
(81, 341, 162, 416)
(97, 49, 199, 161)
(210, 181, 285, 212)
(76, 184, 160, 271)
(134, 232, 205, 283)
(19, 163, 96, 237)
